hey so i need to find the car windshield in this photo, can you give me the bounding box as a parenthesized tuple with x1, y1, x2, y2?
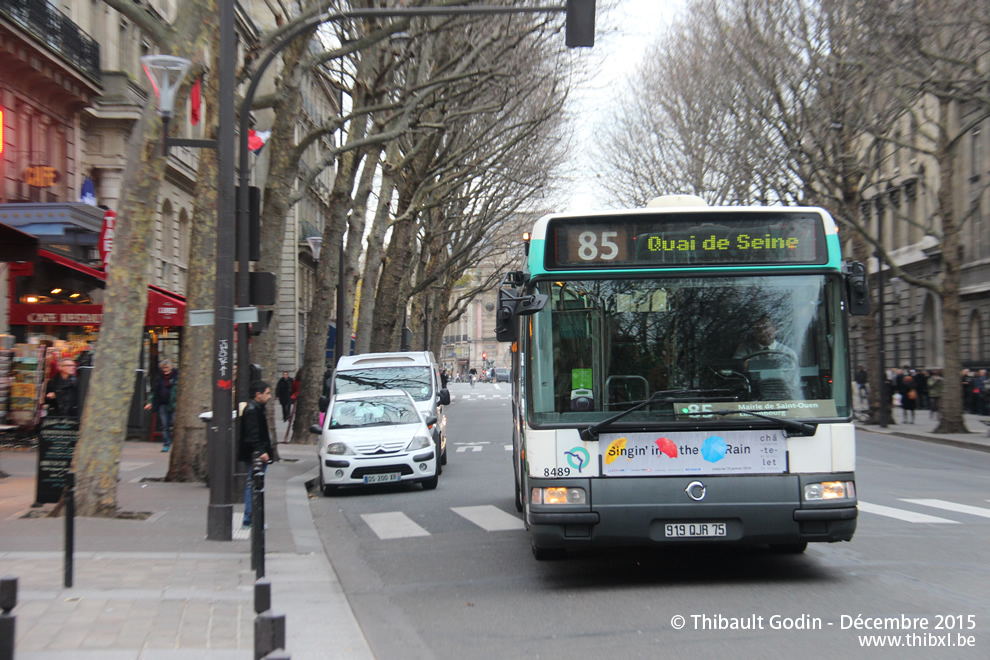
(334, 366, 433, 401)
(330, 396, 421, 428)
(526, 274, 851, 425)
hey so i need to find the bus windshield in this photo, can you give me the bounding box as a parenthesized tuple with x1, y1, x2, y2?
(526, 274, 851, 425)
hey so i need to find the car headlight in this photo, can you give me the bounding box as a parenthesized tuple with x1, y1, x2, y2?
(406, 435, 432, 451)
(326, 442, 353, 456)
(804, 481, 856, 501)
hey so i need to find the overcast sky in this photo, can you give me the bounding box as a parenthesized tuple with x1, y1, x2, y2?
(561, 0, 685, 213)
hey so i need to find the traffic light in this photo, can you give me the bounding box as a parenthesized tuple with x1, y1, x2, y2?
(565, 0, 595, 48)
(482, 352, 487, 361)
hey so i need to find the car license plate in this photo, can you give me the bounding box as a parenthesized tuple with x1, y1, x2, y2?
(363, 473, 401, 484)
(665, 522, 727, 538)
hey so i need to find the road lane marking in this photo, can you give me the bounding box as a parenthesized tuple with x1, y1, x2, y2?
(858, 501, 958, 524)
(452, 505, 525, 531)
(901, 499, 990, 519)
(505, 445, 512, 451)
(361, 512, 430, 539)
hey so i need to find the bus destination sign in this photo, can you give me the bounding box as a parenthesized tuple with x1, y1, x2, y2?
(548, 212, 828, 268)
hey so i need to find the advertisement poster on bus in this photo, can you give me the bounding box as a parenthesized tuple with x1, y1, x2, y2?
(599, 430, 787, 477)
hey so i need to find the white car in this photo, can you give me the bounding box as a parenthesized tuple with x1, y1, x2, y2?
(310, 389, 439, 495)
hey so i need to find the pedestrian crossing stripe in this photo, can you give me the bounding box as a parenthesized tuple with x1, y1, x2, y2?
(452, 505, 526, 531)
(901, 499, 990, 519)
(361, 507, 523, 539)
(361, 512, 430, 539)
(857, 501, 958, 524)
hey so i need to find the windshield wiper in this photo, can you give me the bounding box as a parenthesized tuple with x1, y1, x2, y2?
(580, 389, 735, 442)
(680, 408, 816, 436)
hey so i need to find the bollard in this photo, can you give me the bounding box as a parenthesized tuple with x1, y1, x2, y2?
(254, 610, 286, 660)
(250, 456, 266, 578)
(0, 576, 17, 660)
(254, 579, 271, 614)
(64, 472, 75, 588)
(263, 651, 290, 659)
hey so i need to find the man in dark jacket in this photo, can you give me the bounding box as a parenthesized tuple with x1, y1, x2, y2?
(144, 358, 178, 451)
(275, 371, 293, 422)
(45, 358, 79, 416)
(239, 380, 273, 527)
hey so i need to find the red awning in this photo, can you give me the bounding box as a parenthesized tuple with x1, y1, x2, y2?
(10, 250, 187, 328)
(145, 285, 186, 326)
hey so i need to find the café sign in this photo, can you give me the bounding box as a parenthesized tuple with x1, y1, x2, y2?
(24, 165, 60, 188)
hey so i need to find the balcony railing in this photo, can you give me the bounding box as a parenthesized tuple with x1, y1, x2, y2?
(0, 0, 101, 83)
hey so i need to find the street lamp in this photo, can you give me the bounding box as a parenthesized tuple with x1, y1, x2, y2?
(141, 55, 217, 156)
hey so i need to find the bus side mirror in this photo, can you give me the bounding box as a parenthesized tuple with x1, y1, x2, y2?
(845, 261, 870, 316)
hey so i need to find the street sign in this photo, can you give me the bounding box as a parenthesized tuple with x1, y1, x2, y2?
(188, 306, 259, 326)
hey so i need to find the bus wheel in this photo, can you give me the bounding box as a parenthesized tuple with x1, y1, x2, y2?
(532, 543, 566, 561)
(769, 542, 808, 554)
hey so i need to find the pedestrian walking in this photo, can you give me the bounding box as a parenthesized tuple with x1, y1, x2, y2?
(144, 358, 178, 451)
(275, 371, 293, 422)
(44, 357, 79, 416)
(239, 380, 273, 528)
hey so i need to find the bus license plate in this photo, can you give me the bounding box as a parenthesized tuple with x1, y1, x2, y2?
(364, 473, 401, 484)
(665, 522, 727, 538)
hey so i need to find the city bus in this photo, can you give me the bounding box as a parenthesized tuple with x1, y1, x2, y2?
(495, 196, 870, 559)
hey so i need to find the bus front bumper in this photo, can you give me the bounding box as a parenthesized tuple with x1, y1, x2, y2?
(527, 473, 857, 549)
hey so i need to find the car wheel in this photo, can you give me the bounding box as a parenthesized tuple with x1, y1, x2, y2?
(319, 469, 336, 497)
(434, 437, 443, 475)
(441, 438, 448, 466)
(421, 471, 439, 490)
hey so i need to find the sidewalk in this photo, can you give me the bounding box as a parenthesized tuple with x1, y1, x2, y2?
(0, 416, 373, 660)
(855, 410, 990, 453)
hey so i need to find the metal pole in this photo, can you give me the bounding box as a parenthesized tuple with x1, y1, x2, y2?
(877, 207, 888, 428)
(334, 240, 346, 366)
(64, 472, 74, 588)
(208, 0, 237, 541)
(250, 456, 266, 578)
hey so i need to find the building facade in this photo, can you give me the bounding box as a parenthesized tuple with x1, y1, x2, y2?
(848, 98, 989, 373)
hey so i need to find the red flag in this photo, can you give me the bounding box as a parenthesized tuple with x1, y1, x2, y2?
(190, 78, 201, 126)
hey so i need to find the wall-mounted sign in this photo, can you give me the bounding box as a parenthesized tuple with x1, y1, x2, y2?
(99, 209, 116, 269)
(24, 165, 60, 188)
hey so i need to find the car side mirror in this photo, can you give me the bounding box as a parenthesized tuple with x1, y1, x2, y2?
(425, 415, 438, 428)
(309, 424, 322, 435)
(438, 388, 450, 406)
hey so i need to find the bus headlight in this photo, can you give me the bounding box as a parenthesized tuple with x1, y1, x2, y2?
(804, 481, 856, 501)
(530, 487, 586, 505)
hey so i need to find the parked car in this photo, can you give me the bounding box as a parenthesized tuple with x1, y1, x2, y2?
(328, 351, 450, 467)
(495, 368, 511, 382)
(310, 389, 439, 495)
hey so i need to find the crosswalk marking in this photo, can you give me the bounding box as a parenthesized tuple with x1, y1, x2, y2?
(452, 505, 525, 531)
(361, 512, 430, 539)
(505, 445, 512, 451)
(901, 499, 990, 519)
(858, 501, 958, 524)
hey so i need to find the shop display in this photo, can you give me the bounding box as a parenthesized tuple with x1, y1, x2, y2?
(9, 344, 47, 428)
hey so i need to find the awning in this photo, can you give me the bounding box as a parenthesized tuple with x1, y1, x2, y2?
(0, 223, 39, 262)
(146, 285, 186, 326)
(8, 250, 187, 328)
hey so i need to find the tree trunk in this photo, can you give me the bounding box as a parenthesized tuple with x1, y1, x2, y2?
(167, 59, 220, 482)
(72, 1, 223, 514)
(933, 97, 968, 434)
